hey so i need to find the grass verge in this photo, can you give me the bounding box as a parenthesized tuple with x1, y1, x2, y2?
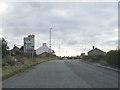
(2, 56, 59, 80)
(99, 60, 108, 66)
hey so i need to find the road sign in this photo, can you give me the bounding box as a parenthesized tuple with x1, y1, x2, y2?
(24, 35, 35, 53)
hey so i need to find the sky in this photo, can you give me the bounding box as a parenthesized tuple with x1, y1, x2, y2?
(0, 2, 118, 56)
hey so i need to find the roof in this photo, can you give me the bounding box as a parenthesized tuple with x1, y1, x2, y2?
(36, 43, 54, 55)
(88, 48, 106, 54)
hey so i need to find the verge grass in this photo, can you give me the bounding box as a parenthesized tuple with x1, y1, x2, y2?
(2, 56, 59, 80)
(99, 60, 108, 66)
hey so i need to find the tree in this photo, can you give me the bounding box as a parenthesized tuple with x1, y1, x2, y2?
(2, 38, 9, 57)
(19, 46, 24, 51)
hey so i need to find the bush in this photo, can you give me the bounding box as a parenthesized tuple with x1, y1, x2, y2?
(2, 56, 17, 66)
(2, 59, 8, 66)
(2, 38, 9, 58)
(82, 55, 91, 60)
(90, 55, 106, 62)
(82, 55, 106, 62)
(106, 50, 119, 66)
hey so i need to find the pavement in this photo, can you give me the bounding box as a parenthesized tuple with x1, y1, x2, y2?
(2, 59, 118, 88)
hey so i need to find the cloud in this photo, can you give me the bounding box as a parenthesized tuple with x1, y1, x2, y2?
(1, 2, 118, 56)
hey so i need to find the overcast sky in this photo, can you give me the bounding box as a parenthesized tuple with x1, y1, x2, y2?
(0, 2, 118, 56)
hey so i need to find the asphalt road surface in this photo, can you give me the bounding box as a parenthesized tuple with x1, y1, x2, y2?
(2, 59, 118, 88)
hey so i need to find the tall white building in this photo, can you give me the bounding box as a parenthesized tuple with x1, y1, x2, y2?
(36, 43, 54, 55)
(24, 35, 35, 53)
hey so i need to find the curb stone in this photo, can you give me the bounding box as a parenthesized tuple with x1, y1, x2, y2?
(94, 63, 120, 72)
(79, 59, 120, 72)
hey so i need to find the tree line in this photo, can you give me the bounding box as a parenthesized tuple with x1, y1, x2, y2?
(1, 38, 119, 67)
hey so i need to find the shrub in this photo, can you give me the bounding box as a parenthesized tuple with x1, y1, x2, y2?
(82, 55, 91, 60)
(82, 55, 106, 62)
(2, 38, 9, 58)
(90, 55, 106, 62)
(106, 50, 119, 66)
(2, 59, 8, 66)
(2, 56, 17, 66)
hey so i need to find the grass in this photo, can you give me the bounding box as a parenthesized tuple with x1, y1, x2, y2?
(2, 56, 59, 80)
(99, 60, 108, 66)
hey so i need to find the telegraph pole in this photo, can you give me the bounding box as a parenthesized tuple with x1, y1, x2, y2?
(49, 28, 52, 57)
(66, 50, 67, 57)
(59, 44, 61, 56)
(84, 48, 86, 54)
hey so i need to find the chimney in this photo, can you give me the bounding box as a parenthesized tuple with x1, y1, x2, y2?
(93, 46, 95, 49)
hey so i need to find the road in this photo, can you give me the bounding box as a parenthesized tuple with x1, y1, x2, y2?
(2, 59, 118, 88)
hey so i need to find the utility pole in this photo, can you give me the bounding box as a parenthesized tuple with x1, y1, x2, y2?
(66, 50, 67, 57)
(59, 44, 61, 56)
(84, 48, 86, 54)
(49, 28, 52, 57)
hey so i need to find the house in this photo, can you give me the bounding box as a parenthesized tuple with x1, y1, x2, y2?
(10, 45, 20, 56)
(81, 53, 86, 57)
(88, 46, 106, 56)
(38, 52, 50, 57)
(36, 43, 55, 56)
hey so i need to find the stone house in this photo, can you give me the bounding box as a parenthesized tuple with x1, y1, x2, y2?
(88, 46, 106, 56)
